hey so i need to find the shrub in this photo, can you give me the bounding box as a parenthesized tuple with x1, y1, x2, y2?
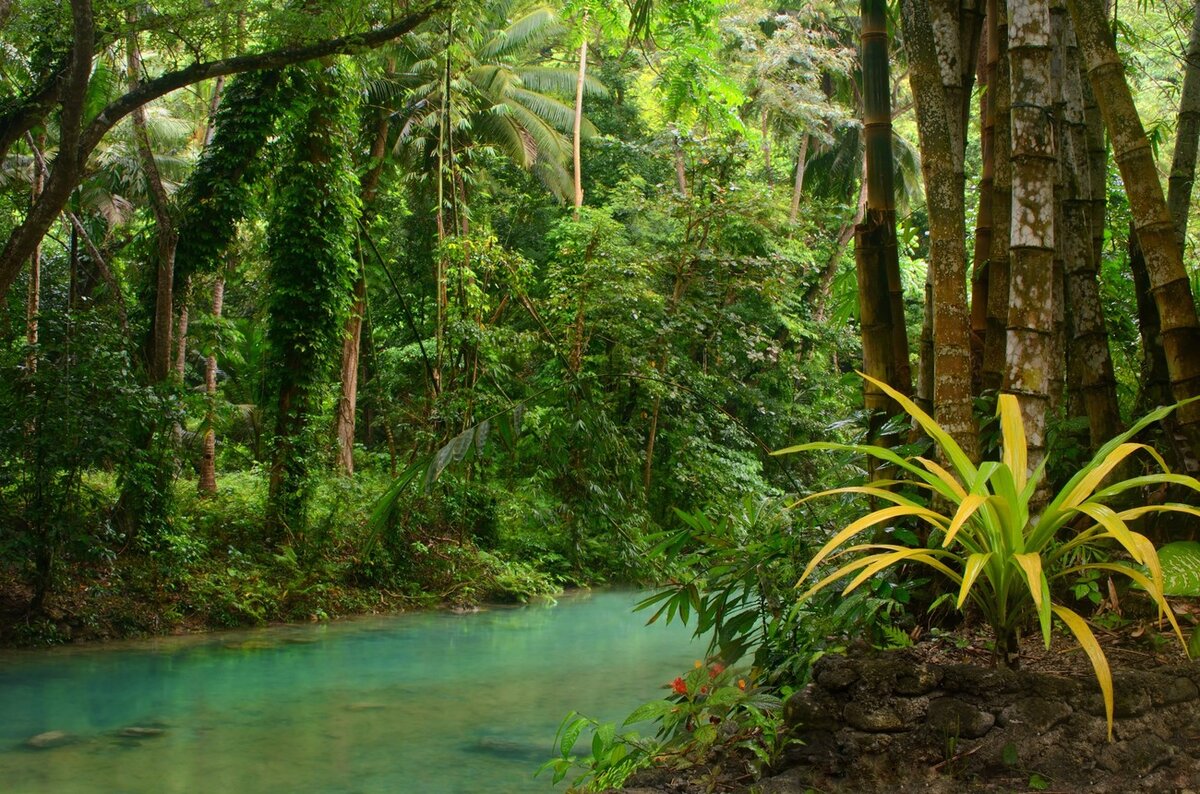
(776, 373, 1196, 739)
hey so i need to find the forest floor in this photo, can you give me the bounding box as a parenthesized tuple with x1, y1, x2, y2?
(617, 611, 1200, 794)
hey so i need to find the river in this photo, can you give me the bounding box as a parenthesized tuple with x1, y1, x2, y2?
(0, 589, 701, 793)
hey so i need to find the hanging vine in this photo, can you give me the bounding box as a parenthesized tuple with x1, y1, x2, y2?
(174, 69, 292, 283)
(265, 61, 362, 536)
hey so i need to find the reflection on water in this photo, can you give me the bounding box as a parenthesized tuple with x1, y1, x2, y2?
(0, 589, 700, 793)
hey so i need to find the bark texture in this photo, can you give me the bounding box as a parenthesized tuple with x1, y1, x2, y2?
(198, 276, 225, 496)
(1059, 11, 1121, 447)
(1069, 0, 1200, 434)
(902, 0, 980, 459)
(982, 0, 1013, 394)
(1005, 0, 1057, 485)
(857, 0, 912, 437)
(1168, 0, 1200, 256)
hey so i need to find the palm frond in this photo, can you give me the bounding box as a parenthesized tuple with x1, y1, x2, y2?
(478, 8, 564, 60)
(507, 87, 588, 135)
(514, 67, 609, 98)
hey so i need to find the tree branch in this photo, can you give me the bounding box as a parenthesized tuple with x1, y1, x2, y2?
(81, 3, 446, 154)
(0, 0, 447, 304)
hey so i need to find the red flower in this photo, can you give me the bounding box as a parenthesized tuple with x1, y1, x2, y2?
(708, 663, 725, 678)
(671, 677, 688, 695)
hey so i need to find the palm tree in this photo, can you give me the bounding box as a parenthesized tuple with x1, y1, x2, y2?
(382, 1, 608, 216)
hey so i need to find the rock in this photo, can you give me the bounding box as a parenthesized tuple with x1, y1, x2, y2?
(895, 664, 941, 696)
(118, 727, 165, 738)
(784, 685, 840, 730)
(998, 697, 1072, 733)
(843, 702, 908, 733)
(1152, 676, 1200, 706)
(753, 767, 809, 793)
(814, 654, 859, 691)
(926, 697, 995, 739)
(25, 731, 76, 750)
(1098, 735, 1175, 776)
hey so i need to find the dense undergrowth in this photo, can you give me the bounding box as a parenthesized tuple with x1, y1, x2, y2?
(0, 466, 571, 646)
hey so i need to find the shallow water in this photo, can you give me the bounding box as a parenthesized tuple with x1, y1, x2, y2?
(0, 589, 701, 793)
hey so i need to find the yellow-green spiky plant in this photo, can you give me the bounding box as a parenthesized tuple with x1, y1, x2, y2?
(775, 373, 1199, 739)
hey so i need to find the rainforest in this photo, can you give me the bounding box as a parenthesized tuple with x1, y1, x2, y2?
(2, 0, 1200, 791)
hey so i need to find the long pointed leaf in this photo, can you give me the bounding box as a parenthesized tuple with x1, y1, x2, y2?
(799, 504, 948, 583)
(943, 494, 989, 548)
(860, 371, 978, 481)
(1050, 606, 1114, 740)
(957, 552, 993, 608)
(998, 394, 1028, 492)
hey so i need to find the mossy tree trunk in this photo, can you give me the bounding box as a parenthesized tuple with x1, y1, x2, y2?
(1068, 0, 1200, 444)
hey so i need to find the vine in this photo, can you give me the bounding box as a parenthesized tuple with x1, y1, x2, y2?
(265, 61, 362, 537)
(174, 69, 292, 283)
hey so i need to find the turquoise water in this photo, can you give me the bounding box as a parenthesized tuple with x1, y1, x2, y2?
(0, 589, 701, 793)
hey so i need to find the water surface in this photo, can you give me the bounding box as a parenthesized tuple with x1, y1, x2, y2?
(0, 589, 700, 793)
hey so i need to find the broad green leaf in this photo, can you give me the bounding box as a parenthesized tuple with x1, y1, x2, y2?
(1156, 541, 1200, 596)
(1050, 605, 1113, 740)
(559, 714, 588, 756)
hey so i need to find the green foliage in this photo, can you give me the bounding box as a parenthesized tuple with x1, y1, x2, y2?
(778, 374, 1197, 738)
(175, 69, 291, 281)
(1148, 541, 1200, 596)
(265, 61, 362, 534)
(541, 660, 791, 791)
(0, 282, 154, 606)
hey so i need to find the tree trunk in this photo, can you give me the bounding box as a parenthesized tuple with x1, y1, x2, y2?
(789, 134, 811, 226)
(1069, 0, 1200, 437)
(901, 0, 981, 459)
(1168, 0, 1200, 256)
(982, 0, 1012, 394)
(970, 25, 992, 394)
(1059, 5, 1122, 447)
(1130, 225, 1173, 408)
(198, 275, 225, 496)
(334, 88, 390, 476)
(858, 0, 912, 442)
(573, 20, 588, 217)
(673, 129, 688, 195)
(335, 275, 365, 475)
(1005, 0, 1056, 487)
(174, 281, 190, 378)
(128, 20, 177, 384)
(25, 132, 44, 375)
